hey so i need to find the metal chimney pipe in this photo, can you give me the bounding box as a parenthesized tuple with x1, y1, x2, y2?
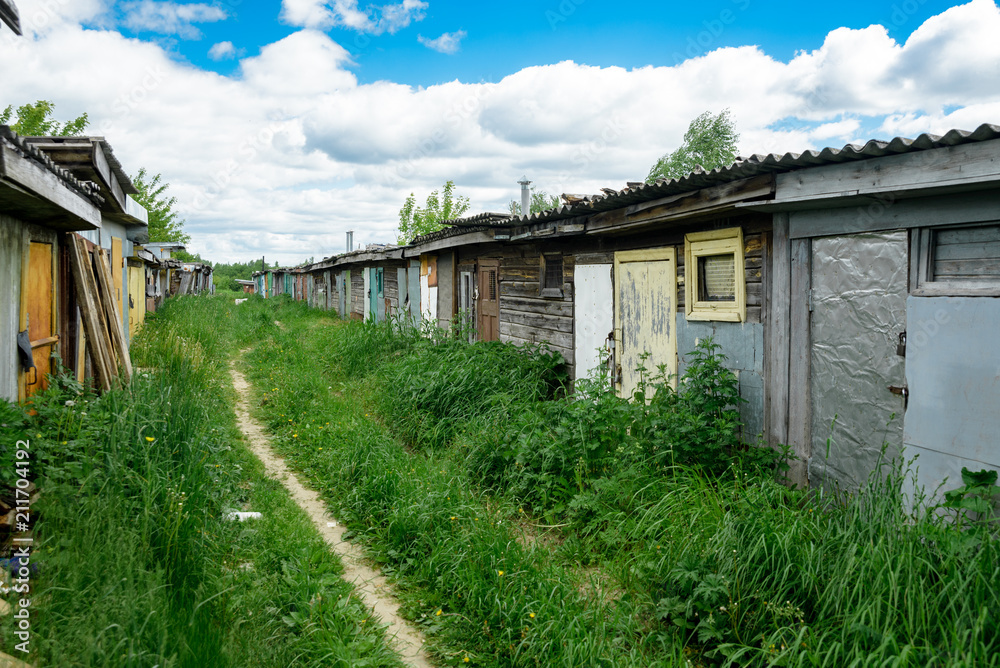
(517, 176, 531, 216)
(346, 230, 354, 252)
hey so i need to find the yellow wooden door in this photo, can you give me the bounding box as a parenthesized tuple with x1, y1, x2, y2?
(21, 241, 57, 400)
(613, 248, 677, 399)
(128, 265, 146, 338)
(111, 237, 124, 313)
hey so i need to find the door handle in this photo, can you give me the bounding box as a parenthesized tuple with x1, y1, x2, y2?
(888, 385, 909, 410)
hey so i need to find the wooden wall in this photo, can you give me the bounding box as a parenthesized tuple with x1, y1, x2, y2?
(496, 244, 576, 377)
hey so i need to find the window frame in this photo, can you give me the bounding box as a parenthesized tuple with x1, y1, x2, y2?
(539, 252, 564, 298)
(911, 223, 1000, 297)
(684, 227, 746, 322)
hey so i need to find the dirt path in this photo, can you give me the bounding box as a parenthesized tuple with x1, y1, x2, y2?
(229, 362, 434, 668)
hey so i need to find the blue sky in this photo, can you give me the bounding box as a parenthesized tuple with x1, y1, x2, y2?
(117, 0, 962, 86)
(5, 0, 1000, 263)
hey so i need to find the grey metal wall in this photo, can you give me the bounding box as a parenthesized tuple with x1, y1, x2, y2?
(0, 215, 25, 402)
(437, 252, 454, 330)
(676, 318, 766, 441)
(903, 296, 1000, 503)
(408, 260, 420, 324)
(809, 231, 908, 489)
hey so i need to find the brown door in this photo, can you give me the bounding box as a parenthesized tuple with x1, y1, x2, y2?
(476, 259, 499, 341)
(23, 241, 57, 399)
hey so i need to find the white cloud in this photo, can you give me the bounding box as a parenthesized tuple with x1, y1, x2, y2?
(121, 1, 226, 39)
(418, 29, 465, 54)
(3, 0, 1000, 264)
(280, 0, 426, 34)
(208, 40, 236, 60)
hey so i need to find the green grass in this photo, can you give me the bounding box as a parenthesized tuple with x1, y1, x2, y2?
(236, 300, 999, 668)
(0, 295, 403, 667)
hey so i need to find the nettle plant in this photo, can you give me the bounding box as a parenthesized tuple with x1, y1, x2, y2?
(509, 338, 748, 514)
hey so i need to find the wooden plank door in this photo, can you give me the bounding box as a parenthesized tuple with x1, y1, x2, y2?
(22, 241, 57, 399)
(477, 259, 499, 341)
(613, 248, 677, 399)
(111, 237, 123, 312)
(128, 264, 145, 338)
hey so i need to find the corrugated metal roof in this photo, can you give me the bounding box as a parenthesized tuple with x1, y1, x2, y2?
(513, 123, 1000, 226)
(0, 0, 20, 35)
(1, 126, 105, 205)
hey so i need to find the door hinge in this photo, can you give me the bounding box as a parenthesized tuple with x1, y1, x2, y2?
(808, 289, 815, 312)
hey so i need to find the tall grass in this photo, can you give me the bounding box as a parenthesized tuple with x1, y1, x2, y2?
(0, 296, 402, 667)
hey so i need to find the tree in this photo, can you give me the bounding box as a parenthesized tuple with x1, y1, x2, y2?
(646, 109, 739, 184)
(132, 167, 191, 244)
(397, 180, 471, 244)
(508, 189, 560, 216)
(0, 100, 89, 136)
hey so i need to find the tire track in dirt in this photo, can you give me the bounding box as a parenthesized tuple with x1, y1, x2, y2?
(230, 362, 434, 668)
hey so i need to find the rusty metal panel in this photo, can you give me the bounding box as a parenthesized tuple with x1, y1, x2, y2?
(903, 296, 1000, 503)
(809, 231, 908, 489)
(677, 318, 765, 440)
(574, 264, 613, 381)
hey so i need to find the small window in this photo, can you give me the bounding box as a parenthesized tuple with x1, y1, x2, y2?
(913, 223, 1000, 296)
(540, 253, 563, 298)
(685, 227, 745, 322)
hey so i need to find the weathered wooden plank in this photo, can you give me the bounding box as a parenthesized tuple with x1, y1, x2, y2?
(501, 309, 573, 332)
(574, 252, 613, 265)
(95, 248, 132, 381)
(785, 190, 1000, 239)
(768, 214, 791, 454)
(787, 237, 811, 486)
(624, 174, 774, 219)
(499, 321, 573, 350)
(67, 236, 113, 391)
(774, 140, 1000, 204)
(501, 296, 574, 317)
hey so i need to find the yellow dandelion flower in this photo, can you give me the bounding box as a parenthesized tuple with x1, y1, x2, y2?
(529, 612, 535, 619)
(435, 609, 442, 616)
(145, 436, 155, 442)
(497, 570, 504, 576)
(463, 657, 469, 663)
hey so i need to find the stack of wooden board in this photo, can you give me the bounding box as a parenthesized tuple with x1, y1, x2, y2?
(67, 234, 132, 391)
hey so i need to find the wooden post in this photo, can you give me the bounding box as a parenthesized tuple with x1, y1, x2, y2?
(95, 248, 133, 382)
(67, 235, 114, 391)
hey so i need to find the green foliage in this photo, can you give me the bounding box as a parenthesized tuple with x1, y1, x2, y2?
(377, 331, 567, 450)
(0, 296, 401, 667)
(397, 180, 471, 244)
(132, 167, 191, 244)
(507, 189, 560, 216)
(212, 259, 267, 291)
(646, 109, 739, 183)
(0, 100, 89, 136)
(938, 467, 999, 527)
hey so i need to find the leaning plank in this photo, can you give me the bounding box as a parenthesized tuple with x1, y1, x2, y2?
(94, 248, 133, 382)
(67, 235, 114, 391)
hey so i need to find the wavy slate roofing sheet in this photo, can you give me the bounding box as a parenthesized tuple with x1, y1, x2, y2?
(511, 123, 1000, 226)
(1, 126, 105, 205)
